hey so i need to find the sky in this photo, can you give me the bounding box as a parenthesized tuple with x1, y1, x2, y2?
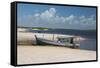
(17, 3, 96, 30)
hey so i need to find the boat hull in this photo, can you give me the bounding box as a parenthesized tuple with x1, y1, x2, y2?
(34, 35, 80, 48)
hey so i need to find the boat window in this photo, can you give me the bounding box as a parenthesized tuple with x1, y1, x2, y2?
(57, 38, 70, 43)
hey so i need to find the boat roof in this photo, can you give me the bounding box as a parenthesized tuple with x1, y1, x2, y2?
(57, 35, 78, 39)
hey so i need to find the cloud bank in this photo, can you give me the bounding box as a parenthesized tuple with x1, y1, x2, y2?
(18, 8, 96, 30)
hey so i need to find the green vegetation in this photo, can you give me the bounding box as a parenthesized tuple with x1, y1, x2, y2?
(32, 27, 49, 30)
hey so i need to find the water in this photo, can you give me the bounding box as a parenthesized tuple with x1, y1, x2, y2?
(30, 29, 97, 51)
(80, 39, 96, 51)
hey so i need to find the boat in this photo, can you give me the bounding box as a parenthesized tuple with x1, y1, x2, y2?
(34, 35, 80, 48)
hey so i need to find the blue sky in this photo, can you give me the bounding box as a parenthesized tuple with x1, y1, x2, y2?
(17, 3, 96, 30)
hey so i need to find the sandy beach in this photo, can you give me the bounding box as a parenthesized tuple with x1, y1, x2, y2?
(17, 28, 96, 65)
(17, 45, 96, 65)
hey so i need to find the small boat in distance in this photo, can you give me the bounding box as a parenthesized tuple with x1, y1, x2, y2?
(34, 35, 80, 48)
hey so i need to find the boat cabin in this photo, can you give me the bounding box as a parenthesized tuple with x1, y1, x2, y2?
(57, 36, 79, 44)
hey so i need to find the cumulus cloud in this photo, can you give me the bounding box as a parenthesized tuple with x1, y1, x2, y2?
(39, 8, 56, 20)
(18, 8, 96, 29)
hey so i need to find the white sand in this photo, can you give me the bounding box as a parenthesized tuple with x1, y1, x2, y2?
(17, 45, 96, 65)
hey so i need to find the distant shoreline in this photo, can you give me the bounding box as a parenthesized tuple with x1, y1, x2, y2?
(17, 26, 96, 31)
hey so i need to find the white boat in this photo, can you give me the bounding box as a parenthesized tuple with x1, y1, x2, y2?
(34, 35, 80, 48)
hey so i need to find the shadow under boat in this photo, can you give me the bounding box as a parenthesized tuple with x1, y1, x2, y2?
(34, 35, 80, 48)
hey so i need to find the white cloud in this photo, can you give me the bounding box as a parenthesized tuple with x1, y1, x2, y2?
(48, 8, 56, 15)
(18, 8, 96, 29)
(40, 8, 56, 20)
(34, 13, 39, 17)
